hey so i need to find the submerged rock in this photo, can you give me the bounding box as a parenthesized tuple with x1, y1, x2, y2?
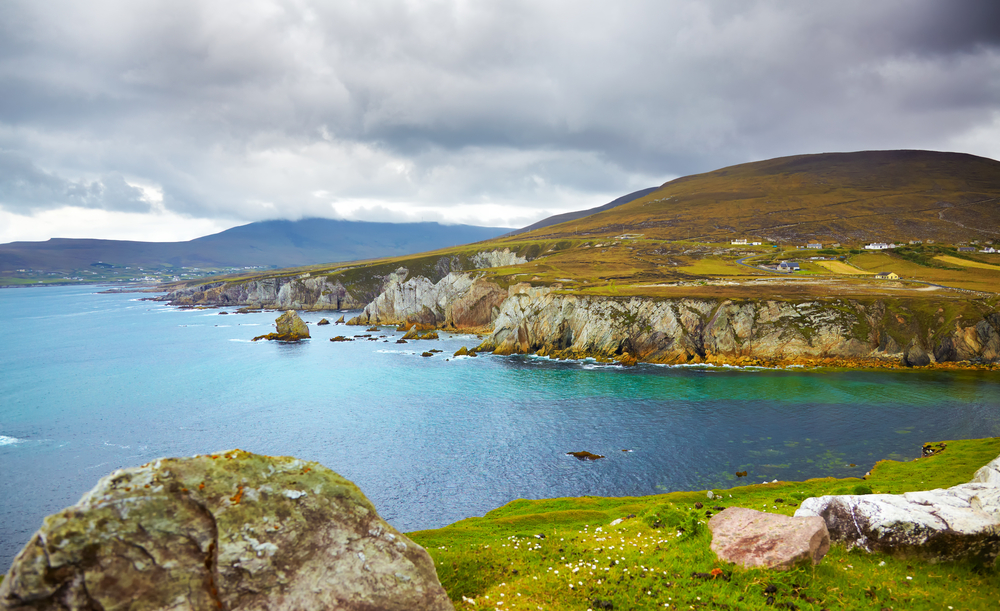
(0, 450, 453, 611)
(708, 507, 830, 570)
(567, 451, 604, 461)
(795, 453, 1000, 565)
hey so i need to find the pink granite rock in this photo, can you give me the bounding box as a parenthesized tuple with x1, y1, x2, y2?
(708, 507, 830, 570)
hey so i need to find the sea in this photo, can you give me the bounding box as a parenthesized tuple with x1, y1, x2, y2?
(2, 285, 1000, 569)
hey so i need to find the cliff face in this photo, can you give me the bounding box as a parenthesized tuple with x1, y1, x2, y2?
(348, 270, 507, 328)
(160, 274, 363, 310)
(158, 248, 526, 311)
(351, 273, 1000, 368)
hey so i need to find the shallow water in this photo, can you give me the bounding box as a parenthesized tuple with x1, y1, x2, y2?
(2, 285, 999, 568)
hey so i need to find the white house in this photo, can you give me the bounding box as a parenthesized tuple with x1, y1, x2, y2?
(731, 239, 747, 245)
(865, 242, 895, 250)
(778, 261, 800, 272)
(980, 247, 997, 253)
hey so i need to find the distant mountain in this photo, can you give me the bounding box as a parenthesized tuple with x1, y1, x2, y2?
(0, 219, 508, 271)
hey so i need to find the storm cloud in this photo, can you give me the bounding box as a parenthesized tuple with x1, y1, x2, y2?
(1, 0, 998, 240)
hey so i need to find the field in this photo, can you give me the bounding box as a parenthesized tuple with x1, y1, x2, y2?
(814, 260, 872, 274)
(935, 254, 1000, 271)
(411, 437, 1000, 611)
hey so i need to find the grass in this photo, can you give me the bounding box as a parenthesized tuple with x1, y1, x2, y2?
(814, 260, 872, 275)
(935, 255, 1000, 271)
(410, 437, 1000, 611)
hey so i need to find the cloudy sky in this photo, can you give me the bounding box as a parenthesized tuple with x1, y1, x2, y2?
(1, 0, 999, 243)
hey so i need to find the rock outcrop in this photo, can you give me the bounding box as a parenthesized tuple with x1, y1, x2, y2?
(252, 310, 310, 341)
(0, 450, 454, 611)
(162, 274, 365, 311)
(470, 248, 527, 269)
(708, 507, 830, 570)
(475, 285, 1000, 367)
(348, 270, 477, 328)
(794, 454, 1000, 565)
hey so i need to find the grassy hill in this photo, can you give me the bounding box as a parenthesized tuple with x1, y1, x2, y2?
(511, 150, 1000, 245)
(410, 437, 1000, 610)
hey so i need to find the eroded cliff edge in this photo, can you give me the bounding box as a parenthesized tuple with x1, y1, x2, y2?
(156, 248, 527, 311)
(350, 272, 1000, 368)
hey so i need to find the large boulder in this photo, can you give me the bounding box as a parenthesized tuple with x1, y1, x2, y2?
(0, 450, 454, 611)
(276, 310, 310, 338)
(708, 507, 830, 570)
(795, 453, 1000, 565)
(252, 310, 310, 341)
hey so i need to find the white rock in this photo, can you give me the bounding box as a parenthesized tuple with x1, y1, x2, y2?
(795, 454, 1000, 565)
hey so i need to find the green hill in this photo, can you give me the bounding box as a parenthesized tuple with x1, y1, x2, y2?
(513, 150, 1000, 245)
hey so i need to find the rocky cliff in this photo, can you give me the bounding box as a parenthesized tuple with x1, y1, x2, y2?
(161, 274, 363, 310)
(157, 249, 526, 312)
(350, 273, 1000, 368)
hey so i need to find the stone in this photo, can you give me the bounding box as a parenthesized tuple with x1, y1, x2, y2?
(276, 310, 310, 338)
(317, 318, 330, 325)
(335, 315, 345, 324)
(567, 451, 604, 461)
(0, 450, 453, 611)
(454, 346, 469, 357)
(708, 507, 830, 570)
(794, 479, 1000, 565)
(903, 339, 931, 367)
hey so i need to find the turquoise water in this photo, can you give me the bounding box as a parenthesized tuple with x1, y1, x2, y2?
(2, 286, 1000, 569)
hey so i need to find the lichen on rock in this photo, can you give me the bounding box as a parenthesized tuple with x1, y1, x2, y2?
(0, 450, 454, 610)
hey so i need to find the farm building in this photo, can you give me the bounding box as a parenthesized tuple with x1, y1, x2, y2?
(778, 261, 800, 272)
(874, 271, 900, 280)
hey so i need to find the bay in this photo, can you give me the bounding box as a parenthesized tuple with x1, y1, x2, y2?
(2, 285, 999, 569)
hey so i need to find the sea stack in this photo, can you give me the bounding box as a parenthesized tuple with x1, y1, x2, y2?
(276, 310, 310, 338)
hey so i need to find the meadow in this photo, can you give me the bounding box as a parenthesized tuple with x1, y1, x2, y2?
(412, 437, 1000, 610)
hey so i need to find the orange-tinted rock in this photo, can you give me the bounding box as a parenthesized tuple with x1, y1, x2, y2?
(709, 507, 830, 570)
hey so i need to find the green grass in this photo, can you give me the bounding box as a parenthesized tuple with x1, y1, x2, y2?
(410, 437, 1000, 610)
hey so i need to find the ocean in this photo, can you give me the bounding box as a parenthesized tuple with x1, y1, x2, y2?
(2, 285, 999, 569)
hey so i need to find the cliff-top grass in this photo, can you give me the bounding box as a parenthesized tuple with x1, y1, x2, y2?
(410, 437, 1000, 611)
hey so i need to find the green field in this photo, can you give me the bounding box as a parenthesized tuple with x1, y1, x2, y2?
(411, 438, 1000, 610)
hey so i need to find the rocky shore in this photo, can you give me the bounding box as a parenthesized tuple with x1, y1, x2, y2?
(348, 272, 1000, 369)
(159, 253, 1000, 369)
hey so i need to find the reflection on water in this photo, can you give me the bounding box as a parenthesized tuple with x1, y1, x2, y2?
(1, 286, 999, 569)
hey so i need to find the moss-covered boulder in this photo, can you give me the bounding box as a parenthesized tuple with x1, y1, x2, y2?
(0, 450, 453, 611)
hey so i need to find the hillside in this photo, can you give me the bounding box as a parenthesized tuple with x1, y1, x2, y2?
(508, 149, 1000, 245)
(0, 219, 506, 285)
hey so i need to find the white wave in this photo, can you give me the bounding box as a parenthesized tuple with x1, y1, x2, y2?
(229, 339, 253, 343)
(0, 435, 21, 446)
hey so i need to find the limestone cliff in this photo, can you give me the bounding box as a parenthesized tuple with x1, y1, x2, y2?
(161, 274, 363, 310)
(477, 285, 1000, 367)
(157, 248, 526, 311)
(350, 273, 1000, 368)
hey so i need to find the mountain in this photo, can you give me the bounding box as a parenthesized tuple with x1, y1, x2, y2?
(0, 219, 508, 272)
(506, 187, 660, 235)
(521, 149, 1000, 244)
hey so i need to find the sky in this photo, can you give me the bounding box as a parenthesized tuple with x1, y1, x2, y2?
(1, 0, 999, 243)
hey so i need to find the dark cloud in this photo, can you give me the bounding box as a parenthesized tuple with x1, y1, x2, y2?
(0, 0, 998, 237)
(0, 152, 150, 214)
